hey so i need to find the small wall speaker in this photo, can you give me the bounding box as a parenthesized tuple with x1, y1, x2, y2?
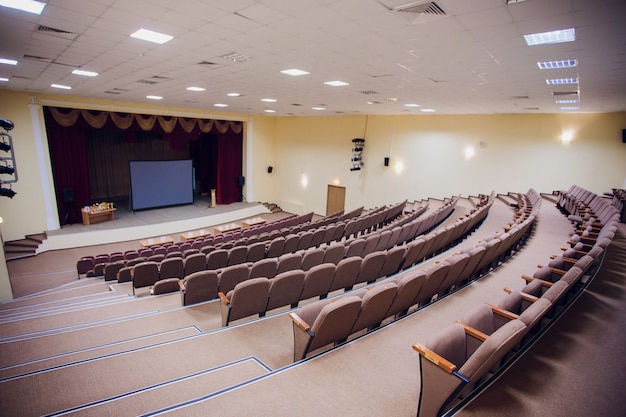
(267, 166, 273, 173)
(384, 157, 390, 167)
(237, 176, 245, 186)
(62, 188, 75, 203)
(622, 129, 626, 143)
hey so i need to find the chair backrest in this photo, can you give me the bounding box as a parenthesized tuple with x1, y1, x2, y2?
(361, 234, 380, 257)
(246, 242, 267, 263)
(378, 246, 406, 278)
(222, 277, 271, 326)
(249, 258, 278, 279)
(301, 263, 336, 301)
(414, 262, 450, 307)
(159, 257, 184, 280)
(276, 252, 303, 275)
(301, 247, 325, 271)
(152, 278, 181, 295)
(182, 270, 218, 305)
(323, 243, 346, 265)
(132, 261, 160, 290)
(355, 251, 387, 285)
(76, 257, 94, 276)
(206, 249, 229, 270)
(436, 253, 470, 296)
(329, 256, 362, 292)
(350, 282, 398, 334)
(104, 260, 125, 282)
(283, 234, 300, 254)
(227, 246, 248, 266)
(183, 252, 207, 277)
(308, 296, 362, 351)
(218, 263, 250, 294)
(266, 237, 286, 258)
(345, 238, 366, 258)
(386, 270, 427, 319)
(266, 270, 306, 311)
(296, 231, 314, 251)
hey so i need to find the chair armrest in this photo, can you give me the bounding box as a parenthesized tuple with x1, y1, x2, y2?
(412, 343, 457, 374)
(289, 312, 311, 332)
(503, 287, 539, 303)
(487, 304, 519, 320)
(178, 280, 186, 291)
(568, 241, 593, 248)
(454, 321, 488, 342)
(218, 291, 230, 304)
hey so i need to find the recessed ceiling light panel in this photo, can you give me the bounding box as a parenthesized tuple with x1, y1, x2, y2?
(546, 78, 578, 85)
(146, 95, 163, 100)
(324, 80, 349, 87)
(420, 108, 436, 112)
(130, 28, 173, 44)
(186, 86, 205, 92)
(227, 93, 241, 97)
(0, 0, 45, 15)
(0, 77, 9, 82)
(214, 103, 228, 107)
(0, 58, 18, 65)
(72, 69, 98, 77)
(523, 28, 575, 46)
(280, 69, 310, 76)
(537, 59, 577, 69)
(261, 98, 277, 102)
(51, 83, 71, 90)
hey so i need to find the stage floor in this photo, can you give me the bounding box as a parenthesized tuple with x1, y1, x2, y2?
(41, 197, 272, 252)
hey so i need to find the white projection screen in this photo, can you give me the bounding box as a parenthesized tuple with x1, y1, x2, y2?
(129, 160, 194, 211)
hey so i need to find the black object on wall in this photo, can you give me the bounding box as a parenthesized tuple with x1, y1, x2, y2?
(384, 157, 390, 167)
(62, 188, 75, 203)
(622, 129, 626, 143)
(267, 166, 273, 173)
(237, 175, 246, 186)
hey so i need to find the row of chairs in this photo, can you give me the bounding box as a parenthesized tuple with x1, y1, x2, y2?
(412, 186, 617, 417)
(76, 200, 408, 279)
(287, 190, 540, 361)
(177, 197, 465, 307)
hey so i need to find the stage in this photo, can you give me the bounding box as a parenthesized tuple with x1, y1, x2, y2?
(40, 196, 272, 252)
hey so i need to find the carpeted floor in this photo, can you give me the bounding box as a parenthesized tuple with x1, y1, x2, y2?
(0, 197, 623, 416)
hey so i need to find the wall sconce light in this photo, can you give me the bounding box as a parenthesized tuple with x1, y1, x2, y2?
(561, 130, 574, 144)
(394, 161, 404, 174)
(301, 172, 308, 188)
(464, 146, 476, 160)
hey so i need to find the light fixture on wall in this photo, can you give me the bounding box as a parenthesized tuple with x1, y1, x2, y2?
(301, 172, 308, 188)
(561, 129, 575, 144)
(394, 161, 404, 174)
(464, 146, 476, 160)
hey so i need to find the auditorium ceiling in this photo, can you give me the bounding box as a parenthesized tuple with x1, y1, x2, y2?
(0, 0, 624, 115)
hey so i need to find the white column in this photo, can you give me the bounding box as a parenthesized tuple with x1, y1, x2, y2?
(29, 98, 59, 231)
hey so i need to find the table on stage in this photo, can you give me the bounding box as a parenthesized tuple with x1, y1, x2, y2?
(81, 208, 116, 225)
(140, 236, 174, 247)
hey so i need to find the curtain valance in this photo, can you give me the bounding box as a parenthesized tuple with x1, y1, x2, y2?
(48, 107, 243, 134)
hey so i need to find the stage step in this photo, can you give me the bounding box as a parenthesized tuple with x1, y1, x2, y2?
(260, 202, 283, 213)
(3, 233, 46, 261)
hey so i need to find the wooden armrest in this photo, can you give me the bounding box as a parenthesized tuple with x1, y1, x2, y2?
(548, 267, 567, 275)
(522, 277, 554, 288)
(561, 247, 587, 256)
(218, 291, 230, 304)
(521, 274, 534, 282)
(413, 343, 457, 374)
(577, 236, 597, 243)
(178, 280, 186, 291)
(289, 312, 311, 332)
(519, 291, 539, 303)
(568, 241, 592, 248)
(454, 321, 489, 342)
(487, 304, 519, 321)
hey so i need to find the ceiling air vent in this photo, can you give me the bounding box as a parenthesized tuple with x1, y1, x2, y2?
(552, 91, 578, 96)
(37, 25, 78, 40)
(360, 90, 379, 95)
(386, 1, 447, 23)
(137, 79, 158, 85)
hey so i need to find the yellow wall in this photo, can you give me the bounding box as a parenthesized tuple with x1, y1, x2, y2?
(0, 88, 624, 300)
(272, 113, 626, 214)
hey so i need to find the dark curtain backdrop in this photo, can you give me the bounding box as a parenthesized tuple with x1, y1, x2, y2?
(43, 107, 243, 225)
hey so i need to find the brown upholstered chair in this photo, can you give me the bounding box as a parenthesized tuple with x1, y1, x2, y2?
(183, 252, 206, 277)
(289, 295, 362, 361)
(266, 270, 305, 311)
(217, 263, 250, 295)
(300, 263, 336, 301)
(219, 277, 270, 326)
(150, 278, 181, 295)
(132, 261, 160, 295)
(350, 282, 398, 335)
(180, 270, 218, 306)
(328, 256, 362, 293)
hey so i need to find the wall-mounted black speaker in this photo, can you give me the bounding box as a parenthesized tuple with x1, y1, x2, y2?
(237, 176, 245, 187)
(622, 129, 626, 143)
(267, 166, 273, 173)
(62, 188, 75, 203)
(384, 157, 390, 167)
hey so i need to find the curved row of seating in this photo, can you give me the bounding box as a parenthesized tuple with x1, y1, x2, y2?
(287, 190, 539, 362)
(175, 197, 466, 305)
(76, 200, 409, 279)
(412, 186, 618, 417)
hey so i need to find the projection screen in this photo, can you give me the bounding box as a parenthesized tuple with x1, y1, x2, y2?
(129, 160, 194, 211)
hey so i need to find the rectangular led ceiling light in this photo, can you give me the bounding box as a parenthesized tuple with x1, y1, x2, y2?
(524, 28, 575, 46)
(0, 0, 46, 15)
(0, 58, 18, 65)
(546, 78, 578, 85)
(537, 59, 577, 69)
(131, 28, 173, 44)
(72, 69, 98, 77)
(324, 80, 349, 87)
(280, 69, 310, 76)
(51, 83, 71, 90)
